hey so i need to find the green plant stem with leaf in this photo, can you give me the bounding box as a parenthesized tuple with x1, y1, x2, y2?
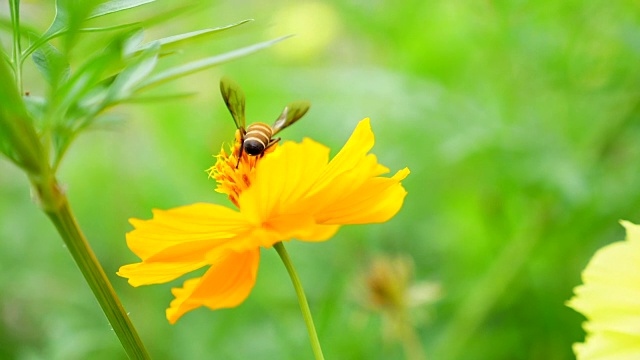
(4, 1, 151, 358)
(1, 0, 289, 358)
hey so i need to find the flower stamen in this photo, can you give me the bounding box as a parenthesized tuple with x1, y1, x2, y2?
(208, 129, 274, 208)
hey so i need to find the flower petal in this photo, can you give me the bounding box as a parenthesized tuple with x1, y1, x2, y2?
(266, 213, 340, 244)
(317, 168, 410, 224)
(568, 220, 640, 359)
(236, 118, 408, 244)
(239, 138, 330, 224)
(315, 118, 375, 182)
(117, 261, 207, 287)
(126, 203, 252, 261)
(166, 248, 260, 324)
(574, 331, 640, 360)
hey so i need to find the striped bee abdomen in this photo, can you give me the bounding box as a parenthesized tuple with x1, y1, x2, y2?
(243, 122, 273, 155)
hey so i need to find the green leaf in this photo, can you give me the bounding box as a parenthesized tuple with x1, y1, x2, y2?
(137, 35, 292, 91)
(22, 0, 153, 60)
(136, 19, 253, 53)
(107, 44, 160, 102)
(22, 1, 74, 60)
(78, 22, 141, 33)
(32, 42, 71, 86)
(117, 92, 197, 103)
(41, 2, 70, 42)
(0, 57, 43, 173)
(23, 95, 48, 124)
(88, 0, 155, 19)
(122, 28, 145, 57)
(53, 45, 122, 128)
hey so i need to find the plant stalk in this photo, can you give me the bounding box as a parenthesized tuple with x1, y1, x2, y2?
(9, 0, 23, 93)
(274, 242, 325, 360)
(31, 174, 151, 360)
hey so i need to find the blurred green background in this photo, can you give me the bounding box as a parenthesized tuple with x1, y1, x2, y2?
(2, 0, 640, 359)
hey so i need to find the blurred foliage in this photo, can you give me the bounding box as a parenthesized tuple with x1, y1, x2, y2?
(2, 0, 640, 359)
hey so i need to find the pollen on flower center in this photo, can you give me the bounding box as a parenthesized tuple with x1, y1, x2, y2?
(207, 129, 275, 208)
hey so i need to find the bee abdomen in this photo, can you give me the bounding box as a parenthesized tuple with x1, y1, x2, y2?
(244, 122, 273, 155)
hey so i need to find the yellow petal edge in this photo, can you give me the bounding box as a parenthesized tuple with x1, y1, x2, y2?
(567, 220, 640, 360)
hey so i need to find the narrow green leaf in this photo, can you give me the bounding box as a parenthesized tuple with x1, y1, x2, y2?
(32, 42, 70, 86)
(21, 22, 139, 61)
(53, 48, 120, 128)
(54, 26, 146, 118)
(88, 0, 155, 19)
(122, 28, 145, 57)
(23, 95, 47, 124)
(107, 44, 160, 102)
(78, 22, 141, 33)
(136, 19, 253, 52)
(23, 0, 149, 60)
(118, 92, 197, 103)
(22, 1, 72, 61)
(137, 35, 292, 91)
(41, 2, 69, 41)
(89, 114, 127, 130)
(0, 57, 43, 174)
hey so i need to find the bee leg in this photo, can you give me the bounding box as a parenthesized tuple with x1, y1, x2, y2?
(264, 137, 281, 151)
(236, 137, 245, 169)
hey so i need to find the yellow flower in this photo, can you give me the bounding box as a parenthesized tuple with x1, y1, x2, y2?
(567, 220, 640, 359)
(118, 118, 409, 324)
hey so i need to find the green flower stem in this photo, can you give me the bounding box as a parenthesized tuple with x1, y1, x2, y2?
(274, 242, 325, 360)
(30, 174, 151, 360)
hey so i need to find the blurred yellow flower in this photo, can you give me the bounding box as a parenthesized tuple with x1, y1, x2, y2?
(118, 118, 409, 324)
(567, 220, 640, 359)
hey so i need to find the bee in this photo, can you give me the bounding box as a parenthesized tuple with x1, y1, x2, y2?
(220, 76, 310, 167)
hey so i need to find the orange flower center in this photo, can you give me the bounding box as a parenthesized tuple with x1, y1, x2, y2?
(207, 129, 275, 208)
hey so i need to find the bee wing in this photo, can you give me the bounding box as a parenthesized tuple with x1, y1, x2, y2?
(272, 100, 311, 135)
(220, 76, 246, 130)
